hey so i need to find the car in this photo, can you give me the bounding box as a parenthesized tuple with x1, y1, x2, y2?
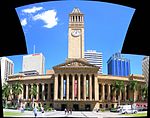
(121, 109, 138, 114)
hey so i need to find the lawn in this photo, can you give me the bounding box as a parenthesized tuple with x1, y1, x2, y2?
(3, 111, 24, 117)
(121, 112, 147, 117)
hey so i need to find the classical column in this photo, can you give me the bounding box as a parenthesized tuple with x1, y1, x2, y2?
(83, 75, 86, 100)
(31, 84, 33, 99)
(36, 83, 39, 100)
(94, 75, 98, 100)
(48, 83, 50, 100)
(61, 75, 64, 100)
(114, 90, 116, 101)
(21, 84, 24, 99)
(107, 84, 111, 101)
(66, 74, 69, 100)
(54, 74, 58, 100)
(42, 83, 45, 101)
(89, 74, 92, 100)
(124, 85, 127, 101)
(102, 83, 105, 101)
(26, 84, 28, 100)
(10, 84, 13, 100)
(72, 75, 75, 100)
(78, 74, 81, 100)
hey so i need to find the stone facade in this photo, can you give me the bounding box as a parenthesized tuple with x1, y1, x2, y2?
(7, 59, 146, 111)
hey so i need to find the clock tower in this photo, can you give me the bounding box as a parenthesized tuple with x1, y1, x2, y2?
(68, 8, 84, 59)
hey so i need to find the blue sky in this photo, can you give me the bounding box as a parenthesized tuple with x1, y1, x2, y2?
(7, 1, 144, 74)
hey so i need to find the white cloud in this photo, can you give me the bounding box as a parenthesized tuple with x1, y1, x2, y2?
(21, 18, 27, 26)
(22, 6, 43, 13)
(33, 10, 58, 28)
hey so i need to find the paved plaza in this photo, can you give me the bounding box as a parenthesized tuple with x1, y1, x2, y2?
(3, 109, 134, 118)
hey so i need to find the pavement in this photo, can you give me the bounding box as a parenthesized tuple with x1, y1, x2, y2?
(3, 109, 147, 118)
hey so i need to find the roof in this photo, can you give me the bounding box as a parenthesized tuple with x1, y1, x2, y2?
(70, 7, 83, 14)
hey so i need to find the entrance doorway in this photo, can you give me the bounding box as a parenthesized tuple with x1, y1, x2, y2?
(61, 104, 67, 111)
(73, 104, 79, 111)
(85, 104, 91, 111)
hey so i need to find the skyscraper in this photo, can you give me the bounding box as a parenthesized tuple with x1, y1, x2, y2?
(142, 56, 149, 85)
(107, 52, 130, 76)
(22, 53, 45, 74)
(84, 50, 103, 74)
(0, 57, 14, 86)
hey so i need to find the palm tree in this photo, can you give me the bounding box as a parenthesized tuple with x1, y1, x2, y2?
(141, 84, 148, 101)
(30, 84, 37, 108)
(112, 80, 125, 107)
(128, 80, 138, 102)
(2, 83, 11, 108)
(12, 82, 23, 108)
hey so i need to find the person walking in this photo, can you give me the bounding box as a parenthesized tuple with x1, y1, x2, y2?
(70, 108, 72, 114)
(64, 108, 67, 114)
(33, 106, 38, 118)
(41, 106, 44, 116)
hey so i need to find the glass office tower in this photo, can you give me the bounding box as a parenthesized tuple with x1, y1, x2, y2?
(107, 52, 130, 76)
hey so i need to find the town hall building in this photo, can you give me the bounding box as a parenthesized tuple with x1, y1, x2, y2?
(7, 8, 146, 111)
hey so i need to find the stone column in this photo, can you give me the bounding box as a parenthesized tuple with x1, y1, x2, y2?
(21, 84, 24, 99)
(124, 85, 127, 101)
(26, 84, 28, 100)
(66, 74, 69, 100)
(72, 75, 75, 100)
(89, 74, 92, 100)
(83, 75, 86, 100)
(61, 75, 64, 100)
(48, 83, 50, 100)
(10, 84, 13, 100)
(42, 83, 45, 101)
(78, 74, 81, 100)
(114, 90, 116, 101)
(107, 84, 111, 101)
(54, 74, 58, 100)
(31, 84, 33, 99)
(36, 83, 39, 100)
(94, 75, 98, 100)
(102, 83, 105, 101)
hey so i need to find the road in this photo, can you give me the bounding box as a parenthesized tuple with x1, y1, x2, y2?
(3, 109, 147, 118)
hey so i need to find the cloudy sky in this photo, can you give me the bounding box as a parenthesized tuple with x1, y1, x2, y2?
(7, 1, 144, 75)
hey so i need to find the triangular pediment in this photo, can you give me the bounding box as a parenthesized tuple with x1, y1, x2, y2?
(53, 58, 99, 69)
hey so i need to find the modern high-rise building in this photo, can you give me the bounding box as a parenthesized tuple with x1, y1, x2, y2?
(84, 50, 103, 74)
(0, 57, 14, 86)
(107, 52, 130, 76)
(22, 53, 45, 74)
(142, 56, 149, 85)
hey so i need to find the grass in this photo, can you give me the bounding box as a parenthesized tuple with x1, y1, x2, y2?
(121, 112, 147, 117)
(3, 111, 24, 117)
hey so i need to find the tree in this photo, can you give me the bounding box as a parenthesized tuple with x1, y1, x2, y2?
(2, 83, 11, 108)
(141, 84, 148, 101)
(128, 80, 138, 102)
(112, 80, 125, 107)
(30, 84, 37, 108)
(12, 82, 23, 108)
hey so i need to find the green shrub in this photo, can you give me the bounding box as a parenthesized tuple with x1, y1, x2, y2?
(101, 108, 105, 112)
(47, 107, 52, 111)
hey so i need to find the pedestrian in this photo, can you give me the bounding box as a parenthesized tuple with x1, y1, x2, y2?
(41, 106, 44, 116)
(64, 108, 67, 114)
(20, 106, 24, 113)
(67, 108, 69, 114)
(33, 106, 37, 118)
(70, 108, 72, 114)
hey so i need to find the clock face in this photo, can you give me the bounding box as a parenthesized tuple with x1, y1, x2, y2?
(71, 29, 81, 37)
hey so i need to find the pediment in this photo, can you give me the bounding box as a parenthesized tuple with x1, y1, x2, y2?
(53, 58, 99, 69)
